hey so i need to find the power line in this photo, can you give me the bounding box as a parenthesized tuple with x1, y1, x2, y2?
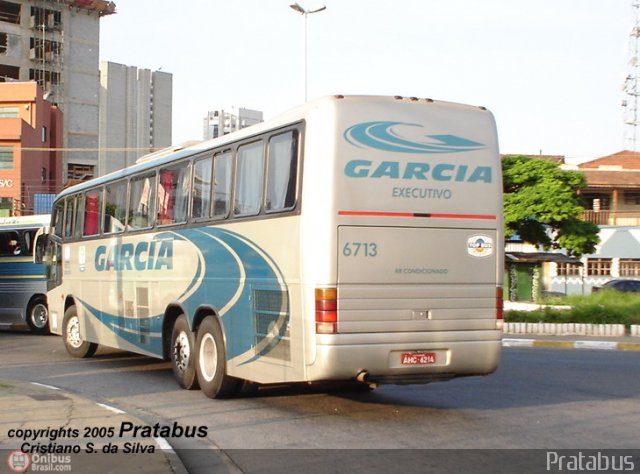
(15, 147, 168, 152)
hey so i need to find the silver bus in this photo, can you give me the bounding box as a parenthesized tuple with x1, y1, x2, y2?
(0, 215, 50, 334)
(43, 96, 503, 398)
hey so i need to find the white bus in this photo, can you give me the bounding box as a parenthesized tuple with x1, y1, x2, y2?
(0, 215, 50, 334)
(43, 96, 503, 398)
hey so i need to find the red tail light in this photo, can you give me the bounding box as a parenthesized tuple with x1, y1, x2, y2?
(315, 287, 337, 334)
(496, 287, 504, 329)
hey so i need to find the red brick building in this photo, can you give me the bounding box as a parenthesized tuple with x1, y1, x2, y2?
(0, 81, 62, 216)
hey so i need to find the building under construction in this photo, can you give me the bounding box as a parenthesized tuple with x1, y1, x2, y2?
(0, 0, 115, 186)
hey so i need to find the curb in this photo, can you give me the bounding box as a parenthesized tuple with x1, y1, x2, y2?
(502, 338, 640, 351)
(504, 322, 640, 337)
(0, 379, 188, 474)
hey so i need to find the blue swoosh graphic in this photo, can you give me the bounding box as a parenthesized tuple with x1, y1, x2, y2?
(78, 227, 289, 363)
(344, 121, 486, 154)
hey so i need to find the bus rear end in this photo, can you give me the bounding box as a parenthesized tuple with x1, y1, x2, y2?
(302, 96, 503, 385)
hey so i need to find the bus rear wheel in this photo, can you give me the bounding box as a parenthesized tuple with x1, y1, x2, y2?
(195, 316, 240, 399)
(170, 314, 199, 390)
(62, 306, 98, 358)
(27, 296, 50, 335)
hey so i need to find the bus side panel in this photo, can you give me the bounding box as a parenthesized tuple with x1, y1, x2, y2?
(217, 217, 304, 384)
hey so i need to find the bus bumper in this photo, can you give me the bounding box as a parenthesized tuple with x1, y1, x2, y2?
(308, 331, 502, 384)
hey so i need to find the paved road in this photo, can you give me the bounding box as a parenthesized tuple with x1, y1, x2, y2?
(1, 330, 639, 472)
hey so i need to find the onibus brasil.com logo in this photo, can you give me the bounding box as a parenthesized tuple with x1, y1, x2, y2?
(7, 450, 72, 472)
(343, 121, 486, 154)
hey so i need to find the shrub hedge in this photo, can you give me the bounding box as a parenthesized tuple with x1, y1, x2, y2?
(504, 290, 640, 327)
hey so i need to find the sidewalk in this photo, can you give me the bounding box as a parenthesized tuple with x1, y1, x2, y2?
(0, 378, 188, 473)
(503, 334, 640, 351)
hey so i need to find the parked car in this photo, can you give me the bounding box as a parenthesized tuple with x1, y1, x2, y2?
(592, 279, 640, 293)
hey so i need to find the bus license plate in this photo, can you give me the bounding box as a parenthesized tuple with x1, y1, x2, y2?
(401, 352, 436, 365)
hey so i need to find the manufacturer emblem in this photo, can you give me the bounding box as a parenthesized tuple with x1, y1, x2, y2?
(467, 235, 493, 258)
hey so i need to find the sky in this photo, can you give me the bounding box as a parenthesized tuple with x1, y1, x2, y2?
(99, 0, 634, 164)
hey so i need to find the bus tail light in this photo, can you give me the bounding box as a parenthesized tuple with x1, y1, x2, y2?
(316, 287, 337, 334)
(496, 287, 504, 330)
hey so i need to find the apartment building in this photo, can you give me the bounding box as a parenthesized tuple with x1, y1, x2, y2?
(0, 0, 115, 185)
(0, 81, 61, 216)
(98, 61, 172, 175)
(203, 107, 263, 140)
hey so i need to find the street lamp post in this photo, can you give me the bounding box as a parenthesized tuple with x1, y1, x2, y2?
(289, 2, 326, 102)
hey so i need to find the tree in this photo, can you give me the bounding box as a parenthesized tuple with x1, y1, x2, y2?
(502, 155, 599, 257)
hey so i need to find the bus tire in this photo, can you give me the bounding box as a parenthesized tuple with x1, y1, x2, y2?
(170, 314, 199, 390)
(195, 316, 240, 399)
(62, 306, 98, 358)
(27, 296, 50, 335)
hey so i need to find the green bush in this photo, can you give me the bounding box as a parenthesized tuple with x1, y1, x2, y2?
(505, 290, 640, 327)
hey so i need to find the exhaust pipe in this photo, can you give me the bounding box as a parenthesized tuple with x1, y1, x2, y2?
(356, 369, 369, 383)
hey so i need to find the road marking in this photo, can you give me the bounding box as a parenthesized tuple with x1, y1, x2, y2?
(154, 437, 175, 453)
(574, 341, 616, 351)
(502, 338, 534, 347)
(95, 402, 126, 414)
(30, 382, 60, 390)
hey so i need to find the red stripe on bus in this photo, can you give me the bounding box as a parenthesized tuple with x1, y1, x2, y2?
(338, 211, 496, 220)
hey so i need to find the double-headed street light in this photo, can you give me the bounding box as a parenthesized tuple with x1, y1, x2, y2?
(289, 2, 326, 102)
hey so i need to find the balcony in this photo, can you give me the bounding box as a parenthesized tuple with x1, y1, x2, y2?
(582, 210, 640, 226)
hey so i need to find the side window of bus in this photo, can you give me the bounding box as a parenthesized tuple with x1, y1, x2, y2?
(158, 162, 190, 225)
(73, 195, 84, 239)
(266, 130, 298, 212)
(192, 157, 213, 220)
(234, 142, 264, 217)
(0, 230, 20, 256)
(128, 173, 156, 229)
(104, 180, 128, 234)
(53, 200, 64, 237)
(21, 229, 37, 255)
(84, 189, 102, 237)
(63, 195, 76, 239)
(213, 151, 232, 219)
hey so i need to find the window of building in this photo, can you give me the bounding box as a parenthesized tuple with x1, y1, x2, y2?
(0, 107, 18, 118)
(0, 198, 10, 217)
(83, 189, 101, 236)
(0, 146, 13, 169)
(623, 193, 640, 206)
(0, 32, 6, 54)
(620, 258, 640, 277)
(128, 173, 156, 229)
(556, 262, 581, 277)
(158, 162, 190, 225)
(67, 164, 94, 181)
(192, 157, 213, 220)
(0, 64, 19, 82)
(0, 1, 21, 25)
(29, 68, 60, 87)
(213, 151, 232, 219)
(266, 131, 298, 213)
(234, 142, 264, 217)
(104, 180, 128, 234)
(581, 194, 610, 211)
(586, 258, 612, 276)
(30, 6, 61, 30)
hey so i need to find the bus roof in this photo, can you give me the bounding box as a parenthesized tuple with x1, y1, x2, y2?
(0, 215, 50, 229)
(54, 95, 493, 202)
